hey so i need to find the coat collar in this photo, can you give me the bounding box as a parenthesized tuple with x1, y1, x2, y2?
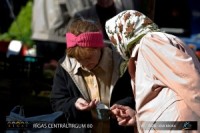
(61, 46, 125, 101)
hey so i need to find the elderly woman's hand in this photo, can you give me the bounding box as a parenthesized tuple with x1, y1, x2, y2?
(110, 104, 136, 126)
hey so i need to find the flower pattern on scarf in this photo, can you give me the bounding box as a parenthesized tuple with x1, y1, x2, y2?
(105, 10, 159, 60)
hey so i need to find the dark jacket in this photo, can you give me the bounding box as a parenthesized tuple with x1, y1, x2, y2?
(50, 46, 135, 133)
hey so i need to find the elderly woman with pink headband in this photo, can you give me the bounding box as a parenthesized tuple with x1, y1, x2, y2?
(106, 10, 200, 132)
(50, 19, 135, 133)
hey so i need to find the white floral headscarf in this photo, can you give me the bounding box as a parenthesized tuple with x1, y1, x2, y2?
(105, 10, 159, 60)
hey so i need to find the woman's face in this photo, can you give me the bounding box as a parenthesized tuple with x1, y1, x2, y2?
(77, 49, 101, 70)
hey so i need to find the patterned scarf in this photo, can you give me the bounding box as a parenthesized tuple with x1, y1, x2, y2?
(105, 10, 159, 60)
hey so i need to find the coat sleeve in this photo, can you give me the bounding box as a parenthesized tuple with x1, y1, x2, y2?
(139, 33, 200, 117)
(111, 70, 135, 110)
(50, 63, 89, 121)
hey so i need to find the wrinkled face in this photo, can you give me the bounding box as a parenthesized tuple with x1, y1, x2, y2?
(97, 0, 113, 7)
(77, 49, 101, 70)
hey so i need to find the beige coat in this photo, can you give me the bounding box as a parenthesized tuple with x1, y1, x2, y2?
(133, 32, 200, 133)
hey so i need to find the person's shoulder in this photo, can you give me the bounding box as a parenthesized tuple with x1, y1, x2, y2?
(104, 42, 118, 53)
(74, 6, 96, 18)
(58, 55, 67, 64)
(144, 31, 176, 38)
(59, 55, 80, 72)
(141, 32, 167, 42)
(104, 41, 117, 50)
(104, 43, 124, 61)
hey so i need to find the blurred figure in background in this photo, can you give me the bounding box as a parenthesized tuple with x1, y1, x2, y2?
(31, 0, 94, 69)
(0, 0, 28, 33)
(74, 0, 134, 40)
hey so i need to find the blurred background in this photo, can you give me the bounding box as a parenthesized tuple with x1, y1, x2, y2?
(0, 0, 200, 118)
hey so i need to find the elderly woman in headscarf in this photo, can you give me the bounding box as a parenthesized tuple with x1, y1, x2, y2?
(106, 10, 200, 132)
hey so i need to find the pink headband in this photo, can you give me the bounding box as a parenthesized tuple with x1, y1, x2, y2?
(66, 32, 104, 48)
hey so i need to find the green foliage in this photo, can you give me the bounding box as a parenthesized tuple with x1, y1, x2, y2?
(0, 1, 33, 47)
(0, 33, 12, 42)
